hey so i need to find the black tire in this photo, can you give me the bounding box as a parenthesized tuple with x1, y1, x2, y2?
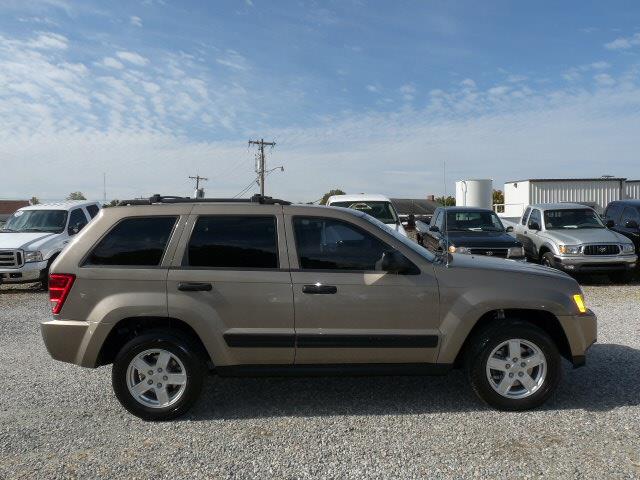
(540, 252, 555, 269)
(112, 331, 205, 421)
(609, 271, 633, 284)
(465, 320, 562, 411)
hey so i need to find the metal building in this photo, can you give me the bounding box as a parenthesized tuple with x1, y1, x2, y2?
(626, 180, 640, 200)
(499, 178, 627, 218)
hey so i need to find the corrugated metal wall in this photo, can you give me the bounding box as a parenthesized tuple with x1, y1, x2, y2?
(529, 180, 624, 211)
(626, 181, 640, 199)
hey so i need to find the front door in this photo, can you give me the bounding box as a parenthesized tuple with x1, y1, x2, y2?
(167, 206, 295, 367)
(284, 209, 441, 365)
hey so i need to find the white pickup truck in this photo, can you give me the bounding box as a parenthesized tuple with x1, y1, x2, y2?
(0, 201, 100, 288)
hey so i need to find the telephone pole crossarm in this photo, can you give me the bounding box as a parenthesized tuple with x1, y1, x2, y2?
(248, 139, 277, 196)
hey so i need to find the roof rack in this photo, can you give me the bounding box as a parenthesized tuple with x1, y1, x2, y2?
(117, 193, 291, 206)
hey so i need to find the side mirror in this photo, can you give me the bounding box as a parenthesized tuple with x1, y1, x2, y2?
(429, 225, 439, 232)
(380, 250, 416, 274)
(528, 221, 540, 231)
(626, 220, 639, 229)
(606, 219, 615, 228)
(505, 226, 514, 233)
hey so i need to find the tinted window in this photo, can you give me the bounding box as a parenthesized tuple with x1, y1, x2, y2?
(521, 207, 531, 225)
(445, 211, 504, 232)
(621, 207, 640, 224)
(68, 208, 88, 234)
(85, 217, 177, 266)
(543, 209, 604, 230)
(605, 204, 622, 224)
(293, 217, 389, 271)
(86, 204, 100, 218)
(528, 209, 541, 228)
(187, 216, 278, 268)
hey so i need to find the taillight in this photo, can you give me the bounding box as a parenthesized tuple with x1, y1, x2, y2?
(49, 274, 75, 315)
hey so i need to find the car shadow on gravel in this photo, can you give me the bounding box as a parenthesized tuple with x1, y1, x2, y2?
(187, 343, 640, 420)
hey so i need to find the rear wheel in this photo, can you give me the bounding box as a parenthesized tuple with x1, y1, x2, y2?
(466, 321, 561, 411)
(112, 331, 205, 421)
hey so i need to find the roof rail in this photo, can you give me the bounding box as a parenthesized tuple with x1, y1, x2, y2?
(117, 193, 291, 206)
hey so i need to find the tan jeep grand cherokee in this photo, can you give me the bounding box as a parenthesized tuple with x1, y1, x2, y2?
(41, 194, 597, 420)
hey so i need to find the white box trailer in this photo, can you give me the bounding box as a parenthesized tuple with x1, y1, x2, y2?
(499, 178, 627, 219)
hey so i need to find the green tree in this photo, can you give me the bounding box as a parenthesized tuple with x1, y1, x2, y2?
(67, 192, 86, 200)
(492, 189, 504, 205)
(30, 196, 40, 205)
(320, 188, 346, 205)
(435, 195, 456, 206)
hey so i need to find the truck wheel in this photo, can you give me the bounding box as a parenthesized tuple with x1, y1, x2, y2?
(465, 321, 561, 411)
(112, 331, 205, 421)
(540, 252, 556, 269)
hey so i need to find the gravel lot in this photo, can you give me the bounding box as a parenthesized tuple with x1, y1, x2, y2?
(1, 278, 639, 479)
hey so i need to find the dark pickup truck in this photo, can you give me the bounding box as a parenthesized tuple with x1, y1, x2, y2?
(416, 207, 526, 260)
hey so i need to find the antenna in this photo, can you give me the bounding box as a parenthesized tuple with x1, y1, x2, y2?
(443, 159, 450, 267)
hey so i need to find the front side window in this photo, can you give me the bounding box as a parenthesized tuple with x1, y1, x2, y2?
(445, 211, 504, 232)
(605, 204, 622, 224)
(521, 207, 531, 226)
(2, 210, 67, 233)
(293, 217, 390, 271)
(330, 201, 399, 224)
(187, 216, 278, 268)
(84, 216, 177, 266)
(543, 209, 604, 230)
(68, 208, 88, 235)
(528, 209, 542, 228)
(621, 207, 640, 224)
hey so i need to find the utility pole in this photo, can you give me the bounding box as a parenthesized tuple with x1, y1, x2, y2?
(248, 139, 276, 196)
(188, 174, 208, 198)
(103, 173, 106, 202)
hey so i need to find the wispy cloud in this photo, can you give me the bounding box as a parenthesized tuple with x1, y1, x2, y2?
(604, 32, 640, 50)
(215, 49, 249, 71)
(116, 50, 149, 66)
(130, 16, 142, 27)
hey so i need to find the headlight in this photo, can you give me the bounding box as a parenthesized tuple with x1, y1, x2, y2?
(621, 243, 635, 254)
(448, 245, 471, 254)
(24, 250, 43, 263)
(507, 246, 525, 258)
(559, 245, 581, 255)
(572, 294, 587, 314)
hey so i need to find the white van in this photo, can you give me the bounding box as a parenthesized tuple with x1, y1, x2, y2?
(326, 194, 407, 236)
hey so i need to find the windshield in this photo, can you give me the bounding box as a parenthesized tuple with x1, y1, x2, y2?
(2, 210, 68, 233)
(544, 209, 604, 230)
(359, 212, 436, 262)
(445, 211, 505, 232)
(330, 201, 399, 224)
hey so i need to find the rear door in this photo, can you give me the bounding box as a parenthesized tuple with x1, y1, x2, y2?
(167, 205, 294, 367)
(284, 206, 441, 365)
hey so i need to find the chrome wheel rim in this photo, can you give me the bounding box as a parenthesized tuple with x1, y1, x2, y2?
(126, 349, 187, 408)
(485, 339, 547, 399)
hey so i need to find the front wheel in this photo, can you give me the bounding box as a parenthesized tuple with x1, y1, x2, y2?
(540, 252, 555, 269)
(112, 331, 205, 421)
(466, 321, 561, 411)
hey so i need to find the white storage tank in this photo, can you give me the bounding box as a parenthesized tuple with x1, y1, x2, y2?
(455, 179, 493, 209)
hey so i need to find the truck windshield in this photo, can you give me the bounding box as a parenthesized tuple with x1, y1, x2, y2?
(446, 211, 505, 232)
(544, 209, 604, 230)
(330, 201, 399, 224)
(2, 210, 68, 233)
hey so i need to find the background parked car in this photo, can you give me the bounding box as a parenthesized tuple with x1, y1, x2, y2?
(327, 193, 407, 236)
(416, 207, 525, 260)
(604, 200, 640, 255)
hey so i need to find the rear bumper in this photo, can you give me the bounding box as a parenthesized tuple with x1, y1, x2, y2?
(0, 260, 47, 284)
(552, 254, 637, 273)
(557, 310, 597, 368)
(40, 319, 111, 367)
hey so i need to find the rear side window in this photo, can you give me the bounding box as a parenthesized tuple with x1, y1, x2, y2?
(521, 207, 531, 225)
(86, 204, 100, 218)
(84, 217, 177, 266)
(186, 216, 278, 269)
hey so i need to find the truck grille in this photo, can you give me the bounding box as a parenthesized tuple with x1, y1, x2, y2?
(468, 248, 509, 258)
(0, 250, 23, 268)
(583, 244, 620, 256)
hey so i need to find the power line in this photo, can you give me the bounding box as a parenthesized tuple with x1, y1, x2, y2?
(248, 138, 280, 196)
(233, 177, 259, 198)
(188, 174, 208, 190)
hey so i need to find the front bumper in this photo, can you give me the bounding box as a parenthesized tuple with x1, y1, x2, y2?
(557, 309, 597, 368)
(0, 260, 48, 284)
(551, 254, 637, 273)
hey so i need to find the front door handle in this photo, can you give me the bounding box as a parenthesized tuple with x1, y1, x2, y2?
(178, 282, 212, 292)
(302, 284, 338, 294)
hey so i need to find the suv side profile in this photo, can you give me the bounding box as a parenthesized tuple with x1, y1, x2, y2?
(41, 195, 597, 420)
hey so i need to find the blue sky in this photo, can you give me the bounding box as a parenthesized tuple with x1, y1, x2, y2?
(1, 0, 640, 202)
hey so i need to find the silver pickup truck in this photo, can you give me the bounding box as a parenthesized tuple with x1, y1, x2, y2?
(513, 203, 637, 282)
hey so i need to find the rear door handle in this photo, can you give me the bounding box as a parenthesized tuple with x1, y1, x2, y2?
(302, 284, 338, 294)
(178, 282, 212, 292)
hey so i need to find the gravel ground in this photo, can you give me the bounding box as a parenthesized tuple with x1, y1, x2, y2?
(1, 278, 639, 479)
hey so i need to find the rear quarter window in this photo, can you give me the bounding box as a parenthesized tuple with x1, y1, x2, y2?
(84, 216, 177, 266)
